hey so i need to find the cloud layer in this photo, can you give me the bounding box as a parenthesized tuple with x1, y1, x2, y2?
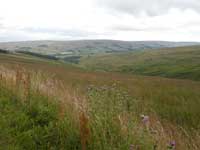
(97, 0, 200, 16)
(0, 0, 200, 42)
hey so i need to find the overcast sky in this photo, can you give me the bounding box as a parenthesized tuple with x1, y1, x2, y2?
(0, 0, 200, 42)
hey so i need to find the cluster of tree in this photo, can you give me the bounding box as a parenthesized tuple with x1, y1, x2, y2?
(17, 51, 59, 60)
(0, 49, 9, 54)
(63, 56, 81, 64)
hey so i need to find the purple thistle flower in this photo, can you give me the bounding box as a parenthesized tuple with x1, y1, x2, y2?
(170, 140, 176, 147)
(168, 140, 176, 149)
(141, 115, 149, 125)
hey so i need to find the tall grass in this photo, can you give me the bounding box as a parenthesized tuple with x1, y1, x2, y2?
(0, 65, 200, 149)
(86, 84, 200, 149)
(0, 66, 81, 149)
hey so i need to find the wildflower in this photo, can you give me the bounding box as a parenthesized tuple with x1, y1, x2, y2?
(140, 114, 150, 130)
(167, 140, 176, 150)
(141, 114, 149, 125)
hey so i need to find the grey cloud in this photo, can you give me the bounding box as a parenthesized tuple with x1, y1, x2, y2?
(111, 26, 142, 31)
(181, 20, 200, 28)
(97, 0, 200, 16)
(110, 25, 174, 32)
(20, 27, 114, 39)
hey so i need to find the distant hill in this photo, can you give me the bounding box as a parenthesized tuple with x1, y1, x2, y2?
(80, 45, 200, 81)
(0, 40, 199, 55)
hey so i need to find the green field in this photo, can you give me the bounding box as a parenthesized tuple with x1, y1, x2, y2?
(0, 48, 200, 149)
(80, 46, 200, 80)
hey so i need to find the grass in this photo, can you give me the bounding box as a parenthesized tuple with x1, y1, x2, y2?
(0, 89, 80, 149)
(79, 46, 200, 81)
(0, 71, 81, 150)
(0, 52, 200, 149)
(0, 66, 156, 149)
(87, 86, 155, 149)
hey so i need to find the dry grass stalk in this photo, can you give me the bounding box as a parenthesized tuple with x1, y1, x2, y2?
(15, 69, 22, 87)
(0, 73, 2, 82)
(79, 111, 90, 150)
(23, 72, 31, 101)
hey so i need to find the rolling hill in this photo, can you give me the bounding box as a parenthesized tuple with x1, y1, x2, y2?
(0, 40, 199, 55)
(80, 45, 200, 80)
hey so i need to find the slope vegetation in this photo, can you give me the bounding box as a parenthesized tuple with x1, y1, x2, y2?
(0, 52, 200, 149)
(80, 46, 200, 80)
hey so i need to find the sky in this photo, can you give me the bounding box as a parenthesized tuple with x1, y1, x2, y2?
(0, 0, 200, 42)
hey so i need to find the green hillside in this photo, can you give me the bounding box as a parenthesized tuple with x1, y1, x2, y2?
(0, 52, 200, 149)
(80, 46, 200, 80)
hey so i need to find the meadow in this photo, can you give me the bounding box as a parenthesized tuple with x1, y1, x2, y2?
(0, 51, 200, 149)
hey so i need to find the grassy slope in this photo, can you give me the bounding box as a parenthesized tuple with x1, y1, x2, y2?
(1, 53, 200, 149)
(0, 69, 81, 149)
(1, 53, 200, 128)
(0, 87, 79, 150)
(80, 46, 200, 80)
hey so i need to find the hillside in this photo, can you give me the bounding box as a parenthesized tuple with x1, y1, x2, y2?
(0, 52, 200, 149)
(80, 45, 200, 80)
